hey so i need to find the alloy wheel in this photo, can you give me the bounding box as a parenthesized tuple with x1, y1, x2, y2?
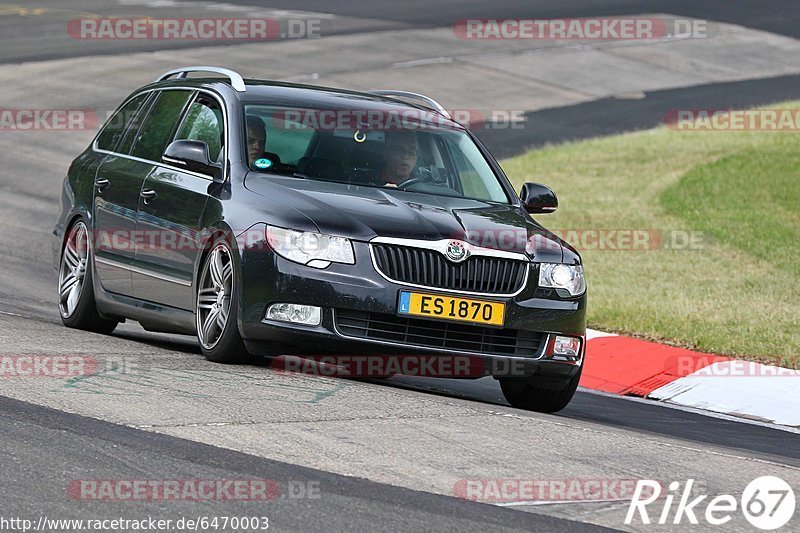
(196, 243, 234, 350)
(58, 222, 89, 318)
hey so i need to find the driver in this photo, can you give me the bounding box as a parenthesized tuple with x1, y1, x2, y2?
(380, 130, 419, 186)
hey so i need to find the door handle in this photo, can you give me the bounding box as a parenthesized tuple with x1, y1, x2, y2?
(94, 177, 110, 191)
(140, 189, 157, 204)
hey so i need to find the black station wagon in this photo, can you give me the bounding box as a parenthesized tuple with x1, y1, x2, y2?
(54, 66, 587, 412)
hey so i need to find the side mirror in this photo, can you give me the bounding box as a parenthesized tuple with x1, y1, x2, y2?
(162, 140, 222, 181)
(519, 182, 558, 214)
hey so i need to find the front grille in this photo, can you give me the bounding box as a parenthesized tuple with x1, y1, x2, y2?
(334, 310, 545, 357)
(371, 243, 528, 295)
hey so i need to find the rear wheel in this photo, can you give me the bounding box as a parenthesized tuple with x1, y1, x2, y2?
(196, 241, 249, 363)
(499, 366, 582, 413)
(58, 220, 118, 334)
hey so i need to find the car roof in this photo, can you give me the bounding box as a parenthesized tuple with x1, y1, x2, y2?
(145, 73, 465, 130)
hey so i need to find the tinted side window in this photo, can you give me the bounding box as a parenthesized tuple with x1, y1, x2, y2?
(175, 95, 225, 162)
(118, 96, 155, 156)
(129, 90, 192, 161)
(442, 135, 507, 202)
(95, 94, 149, 152)
(264, 116, 314, 165)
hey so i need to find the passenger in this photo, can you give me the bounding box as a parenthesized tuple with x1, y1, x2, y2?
(246, 115, 268, 168)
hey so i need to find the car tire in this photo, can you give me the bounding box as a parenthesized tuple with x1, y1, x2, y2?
(499, 366, 582, 413)
(196, 239, 251, 364)
(58, 219, 118, 334)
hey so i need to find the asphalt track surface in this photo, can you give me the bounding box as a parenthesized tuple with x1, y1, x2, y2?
(223, 0, 800, 39)
(2, 395, 604, 532)
(2, 0, 798, 64)
(481, 73, 800, 158)
(1, 1, 800, 531)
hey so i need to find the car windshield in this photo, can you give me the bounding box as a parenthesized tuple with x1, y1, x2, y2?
(243, 104, 510, 203)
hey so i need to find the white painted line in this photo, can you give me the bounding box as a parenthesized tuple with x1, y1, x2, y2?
(648, 361, 800, 427)
(393, 57, 454, 69)
(578, 387, 800, 434)
(586, 328, 617, 340)
(282, 73, 320, 82)
(0, 310, 29, 318)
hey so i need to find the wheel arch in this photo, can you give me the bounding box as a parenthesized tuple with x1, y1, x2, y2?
(59, 209, 92, 256)
(192, 222, 250, 337)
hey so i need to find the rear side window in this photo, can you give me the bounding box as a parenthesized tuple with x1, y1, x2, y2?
(118, 96, 155, 155)
(175, 95, 225, 162)
(129, 90, 192, 161)
(95, 94, 149, 152)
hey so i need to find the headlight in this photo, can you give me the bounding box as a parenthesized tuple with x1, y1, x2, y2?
(538, 263, 586, 296)
(266, 226, 355, 268)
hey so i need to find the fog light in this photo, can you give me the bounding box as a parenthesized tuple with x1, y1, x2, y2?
(266, 303, 321, 326)
(552, 335, 581, 357)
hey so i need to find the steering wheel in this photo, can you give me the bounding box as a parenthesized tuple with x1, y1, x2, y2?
(395, 176, 425, 189)
(395, 167, 440, 189)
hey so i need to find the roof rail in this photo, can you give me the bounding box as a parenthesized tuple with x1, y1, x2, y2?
(155, 66, 246, 92)
(368, 90, 452, 119)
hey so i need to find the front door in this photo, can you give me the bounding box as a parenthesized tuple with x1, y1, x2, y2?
(132, 91, 223, 309)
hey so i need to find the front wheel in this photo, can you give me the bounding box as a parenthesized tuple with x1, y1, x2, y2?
(499, 366, 582, 413)
(196, 241, 249, 363)
(58, 220, 117, 334)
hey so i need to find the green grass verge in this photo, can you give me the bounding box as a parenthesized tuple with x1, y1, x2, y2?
(501, 102, 800, 366)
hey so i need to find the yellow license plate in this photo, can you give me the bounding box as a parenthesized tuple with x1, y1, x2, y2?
(398, 291, 505, 326)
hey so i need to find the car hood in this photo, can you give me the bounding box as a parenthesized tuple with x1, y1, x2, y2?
(245, 175, 565, 262)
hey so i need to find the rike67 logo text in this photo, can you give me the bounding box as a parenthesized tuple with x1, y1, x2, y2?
(626, 477, 795, 530)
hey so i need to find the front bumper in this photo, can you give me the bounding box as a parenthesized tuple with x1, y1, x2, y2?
(238, 235, 586, 378)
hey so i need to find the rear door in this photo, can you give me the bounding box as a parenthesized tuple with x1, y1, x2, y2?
(132, 91, 225, 309)
(92, 92, 153, 296)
